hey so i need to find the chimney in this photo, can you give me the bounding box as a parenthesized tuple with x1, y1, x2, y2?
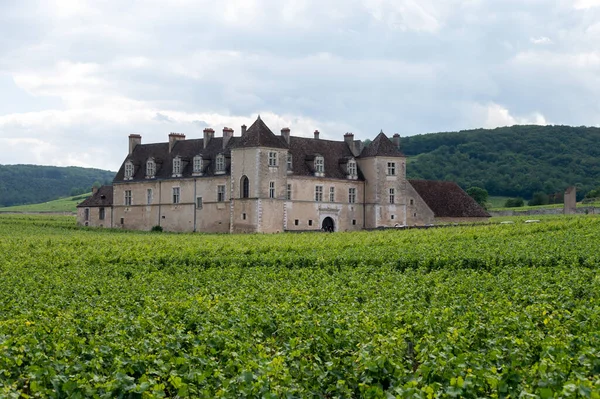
(393, 133, 401, 150)
(344, 132, 355, 155)
(223, 127, 234, 149)
(314, 130, 320, 140)
(128, 134, 141, 155)
(203, 128, 214, 149)
(241, 124, 247, 136)
(169, 133, 185, 152)
(281, 127, 290, 144)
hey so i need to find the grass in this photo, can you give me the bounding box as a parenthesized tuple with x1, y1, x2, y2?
(0, 193, 90, 213)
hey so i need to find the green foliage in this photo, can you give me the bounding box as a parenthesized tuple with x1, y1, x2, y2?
(504, 197, 525, 208)
(403, 125, 600, 199)
(0, 214, 599, 397)
(0, 193, 91, 213)
(529, 191, 550, 206)
(151, 225, 164, 232)
(585, 187, 600, 199)
(466, 186, 488, 208)
(0, 165, 114, 207)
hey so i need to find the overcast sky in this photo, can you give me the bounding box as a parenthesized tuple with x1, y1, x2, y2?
(1, 0, 600, 171)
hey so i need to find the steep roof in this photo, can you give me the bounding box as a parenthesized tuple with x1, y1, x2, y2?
(234, 116, 288, 149)
(288, 136, 363, 180)
(360, 132, 404, 158)
(409, 180, 490, 218)
(77, 185, 113, 208)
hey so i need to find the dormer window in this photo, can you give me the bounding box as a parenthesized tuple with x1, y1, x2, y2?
(215, 154, 225, 174)
(124, 161, 134, 180)
(347, 159, 357, 179)
(172, 156, 182, 177)
(193, 155, 203, 175)
(146, 158, 156, 179)
(287, 153, 293, 173)
(314, 155, 324, 177)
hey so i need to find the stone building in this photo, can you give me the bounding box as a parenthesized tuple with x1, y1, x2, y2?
(77, 116, 489, 232)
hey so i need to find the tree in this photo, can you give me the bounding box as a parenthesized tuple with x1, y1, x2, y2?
(504, 198, 524, 208)
(528, 192, 549, 206)
(466, 187, 488, 208)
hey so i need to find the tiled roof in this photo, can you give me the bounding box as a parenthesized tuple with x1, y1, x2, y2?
(360, 132, 404, 158)
(409, 180, 490, 218)
(114, 137, 241, 182)
(77, 185, 113, 208)
(234, 116, 288, 149)
(288, 136, 363, 180)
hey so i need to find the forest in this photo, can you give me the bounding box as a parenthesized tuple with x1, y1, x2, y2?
(0, 165, 115, 207)
(402, 125, 600, 200)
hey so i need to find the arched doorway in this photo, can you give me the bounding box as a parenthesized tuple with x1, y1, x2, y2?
(322, 217, 335, 232)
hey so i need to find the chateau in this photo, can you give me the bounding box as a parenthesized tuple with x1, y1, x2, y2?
(77, 116, 489, 232)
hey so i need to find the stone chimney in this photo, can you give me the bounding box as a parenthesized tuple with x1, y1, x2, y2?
(344, 133, 355, 155)
(128, 134, 141, 155)
(203, 128, 214, 149)
(169, 133, 185, 152)
(392, 133, 401, 150)
(314, 130, 320, 140)
(241, 124, 247, 136)
(281, 127, 290, 144)
(223, 127, 234, 149)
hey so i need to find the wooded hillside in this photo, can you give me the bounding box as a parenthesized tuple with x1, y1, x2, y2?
(402, 125, 600, 200)
(0, 165, 115, 207)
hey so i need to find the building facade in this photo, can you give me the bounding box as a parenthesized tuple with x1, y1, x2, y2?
(77, 117, 489, 232)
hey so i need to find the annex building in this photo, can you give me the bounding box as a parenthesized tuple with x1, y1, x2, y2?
(77, 116, 489, 232)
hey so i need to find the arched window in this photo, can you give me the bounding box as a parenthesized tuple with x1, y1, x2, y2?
(124, 161, 134, 180)
(241, 175, 249, 198)
(193, 155, 203, 175)
(146, 158, 156, 178)
(216, 154, 225, 173)
(172, 156, 182, 177)
(347, 159, 357, 178)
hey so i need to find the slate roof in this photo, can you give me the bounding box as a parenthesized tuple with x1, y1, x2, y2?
(77, 185, 113, 208)
(360, 132, 404, 158)
(234, 116, 288, 149)
(288, 136, 363, 180)
(408, 180, 491, 218)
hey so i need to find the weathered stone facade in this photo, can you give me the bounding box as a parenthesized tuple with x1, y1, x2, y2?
(77, 117, 489, 232)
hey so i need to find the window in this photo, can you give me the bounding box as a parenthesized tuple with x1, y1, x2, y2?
(241, 176, 249, 198)
(147, 189, 153, 205)
(347, 160, 357, 177)
(124, 161, 134, 180)
(99, 207, 105, 220)
(287, 153, 293, 171)
(124, 190, 132, 206)
(389, 188, 395, 204)
(410, 199, 414, 205)
(352, 219, 356, 226)
(387, 162, 396, 176)
(329, 186, 335, 202)
(172, 187, 180, 204)
(391, 215, 395, 220)
(217, 185, 226, 202)
(193, 155, 203, 174)
(146, 159, 156, 178)
(315, 156, 324, 175)
(172, 156, 182, 177)
(216, 154, 225, 173)
(196, 196, 203, 209)
(348, 187, 356, 204)
(315, 185, 323, 202)
(242, 213, 247, 220)
(308, 220, 313, 226)
(84, 208, 89, 221)
(294, 219, 299, 226)
(269, 181, 275, 198)
(268, 151, 278, 167)
(286, 184, 292, 200)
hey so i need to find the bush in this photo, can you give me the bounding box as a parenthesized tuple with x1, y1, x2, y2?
(528, 192, 549, 206)
(151, 225, 163, 232)
(504, 198, 525, 208)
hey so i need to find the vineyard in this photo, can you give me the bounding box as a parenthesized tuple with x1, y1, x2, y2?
(0, 214, 599, 398)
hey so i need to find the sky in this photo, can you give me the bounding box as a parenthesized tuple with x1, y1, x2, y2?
(1, 0, 600, 171)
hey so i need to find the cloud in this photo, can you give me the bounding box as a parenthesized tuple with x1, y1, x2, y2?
(1, 0, 600, 170)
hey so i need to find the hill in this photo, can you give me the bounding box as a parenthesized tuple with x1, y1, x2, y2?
(0, 193, 90, 213)
(402, 125, 600, 200)
(0, 165, 114, 207)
